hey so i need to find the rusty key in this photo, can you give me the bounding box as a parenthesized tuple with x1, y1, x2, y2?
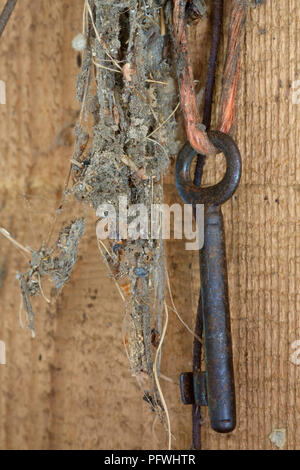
(175, 131, 241, 434)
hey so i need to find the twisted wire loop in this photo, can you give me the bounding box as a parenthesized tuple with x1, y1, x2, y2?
(173, 0, 248, 155)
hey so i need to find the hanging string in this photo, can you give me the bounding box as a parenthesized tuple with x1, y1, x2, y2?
(173, 0, 248, 156)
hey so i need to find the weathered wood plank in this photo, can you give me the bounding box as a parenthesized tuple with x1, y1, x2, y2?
(0, 0, 299, 450)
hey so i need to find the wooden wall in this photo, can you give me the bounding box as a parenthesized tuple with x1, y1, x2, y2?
(0, 0, 299, 450)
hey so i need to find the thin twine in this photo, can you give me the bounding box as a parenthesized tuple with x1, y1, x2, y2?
(194, 0, 224, 186)
(0, 0, 17, 39)
(192, 0, 224, 451)
(173, 0, 248, 156)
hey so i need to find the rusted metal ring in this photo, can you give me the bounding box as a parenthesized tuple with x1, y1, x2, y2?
(175, 131, 242, 206)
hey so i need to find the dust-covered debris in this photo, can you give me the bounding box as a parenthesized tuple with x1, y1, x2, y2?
(17, 218, 85, 336)
(269, 428, 286, 450)
(249, 0, 265, 8)
(72, 33, 87, 52)
(71, 0, 179, 415)
(186, 0, 207, 23)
